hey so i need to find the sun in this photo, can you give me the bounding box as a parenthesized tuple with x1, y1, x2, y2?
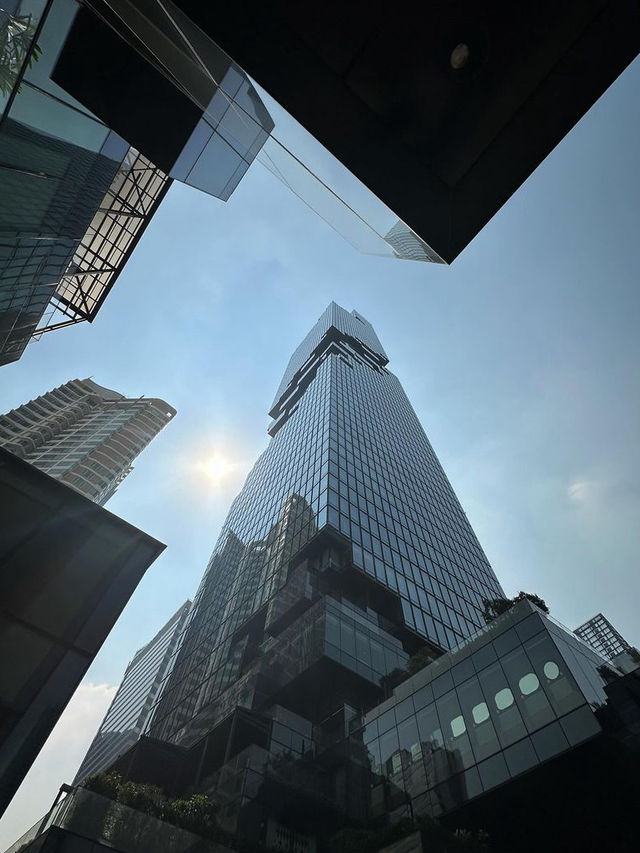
(199, 452, 235, 484)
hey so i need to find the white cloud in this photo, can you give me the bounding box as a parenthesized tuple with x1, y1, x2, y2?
(0, 682, 116, 851)
(567, 480, 597, 503)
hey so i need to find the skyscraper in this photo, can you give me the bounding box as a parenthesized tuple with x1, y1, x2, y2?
(0, 378, 175, 504)
(6, 305, 640, 853)
(74, 601, 192, 784)
(574, 612, 631, 661)
(138, 303, 503, 836)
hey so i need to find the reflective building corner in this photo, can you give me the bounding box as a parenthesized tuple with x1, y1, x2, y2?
(73, 600, 192, 784)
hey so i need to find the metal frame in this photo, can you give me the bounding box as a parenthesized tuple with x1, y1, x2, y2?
(35, 151, 171, 335)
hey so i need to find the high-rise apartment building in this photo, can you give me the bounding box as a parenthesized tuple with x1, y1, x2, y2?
(574, 612, 631, 661)
(74, 601, 192, 784)
(0, 378, 175, 505)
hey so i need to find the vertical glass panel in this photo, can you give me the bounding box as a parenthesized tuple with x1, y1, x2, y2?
(476, 752, 509, 791)
(477, 662, 527, 747)
(461, 766, 483, 801)
(503, 737, 538, 777)
(492, 629, 520, 656)
(558, 705, 601, 747)
(471, 643, 497, 673)
(416, 704, 443, 749)
(355, 629, 371, 667)
(397, 716, 419, 756)
(340, 619, 356, 657)
(458, 677, 500, 762)
(524, 633, 584, 716)
(432, 671, 454, 698)
(370, 639, 385, 675)
(394, 696, 415, 722)
(325, 611, 340, 646)
(501, 645, 555, 732)
(435, 690, 475, 771)
(379, 726, 400, 775)
(530, 721, 570, 762)
(377, 708, 396, 735)
(412, 683, 434, 711)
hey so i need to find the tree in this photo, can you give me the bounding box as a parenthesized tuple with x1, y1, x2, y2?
(407, 646, 436, 675)
(482, 591, 549, 624)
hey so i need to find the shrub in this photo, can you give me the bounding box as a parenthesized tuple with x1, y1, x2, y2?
(80, 774, 219, 840)
(482, 591, 549, 624)
(162, 793, 220, 838)
(82, 771, 123, 800)
(116, 780, 164, 818)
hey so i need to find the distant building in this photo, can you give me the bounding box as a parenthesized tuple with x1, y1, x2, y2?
(574, 612, 631, 661)
(0, 448, 164, 817)
(0, 378, 175, 505)
(74, 601, 192, 784)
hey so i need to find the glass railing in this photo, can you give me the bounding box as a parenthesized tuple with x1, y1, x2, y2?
(3, 786, 228, 853)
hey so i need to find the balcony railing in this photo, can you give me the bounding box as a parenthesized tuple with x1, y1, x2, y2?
(4, 786, 231, 853)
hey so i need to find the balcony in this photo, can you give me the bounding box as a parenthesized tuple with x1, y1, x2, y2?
(4, 786, 232, 853)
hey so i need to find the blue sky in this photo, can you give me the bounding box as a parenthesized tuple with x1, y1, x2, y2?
(1, 54, 639, 845)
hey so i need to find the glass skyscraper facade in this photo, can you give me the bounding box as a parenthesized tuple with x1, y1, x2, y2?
(74, 601, 191, 784)
(149, 303, 503, 751)
(0, 378, 175, 504)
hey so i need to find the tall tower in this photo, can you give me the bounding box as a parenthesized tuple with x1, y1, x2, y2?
(149, 304, 503, 763)
(0, 378, 175, 505)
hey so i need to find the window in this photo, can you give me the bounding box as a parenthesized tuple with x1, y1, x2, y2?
(451, 715, 466, 737)
(472, 702, 490, 724)
(519, 673, 540, 695)
(544, 661, 559, 680)
(495, 688, 514, 710)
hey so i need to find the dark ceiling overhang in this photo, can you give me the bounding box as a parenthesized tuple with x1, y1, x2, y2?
(170, 0, 640, 262)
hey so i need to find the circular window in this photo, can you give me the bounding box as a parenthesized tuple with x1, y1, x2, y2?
(495, 688, 514, 710)
(544, 661, 560, 680)
(519, 673, 540, 695)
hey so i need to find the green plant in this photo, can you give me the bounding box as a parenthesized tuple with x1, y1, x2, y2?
(82, 771, 123, 801)
(482, 591, 549, 624)
(0, 12, 42, 97)
(407, 646, 437, 675)
(117, 780, 164, 818)
(162, 793, 219, 838)
(80, 774, 222, 842)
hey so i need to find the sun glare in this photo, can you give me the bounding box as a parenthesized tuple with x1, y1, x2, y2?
(199, 452, 235, 485)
